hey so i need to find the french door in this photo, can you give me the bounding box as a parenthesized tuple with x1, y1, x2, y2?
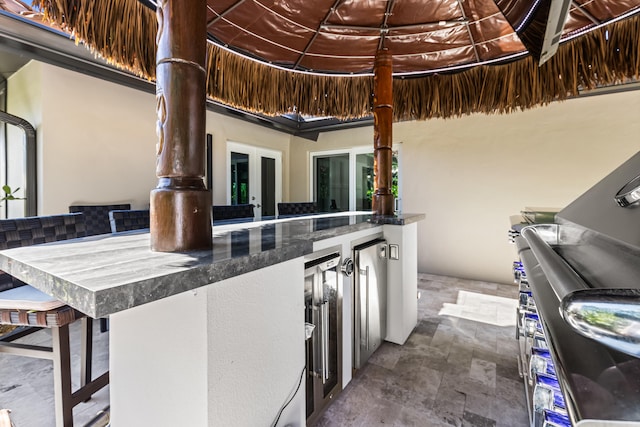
(311, 147, 401, 213)
(227, 142, 282, 220)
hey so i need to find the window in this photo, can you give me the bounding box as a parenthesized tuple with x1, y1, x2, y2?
(0, 81, 37, 218)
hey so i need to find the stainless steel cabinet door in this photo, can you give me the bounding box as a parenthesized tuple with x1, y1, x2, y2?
(354, 239, 387, 369)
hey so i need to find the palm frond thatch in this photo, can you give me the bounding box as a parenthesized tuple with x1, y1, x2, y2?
(33, 0, 640, 121)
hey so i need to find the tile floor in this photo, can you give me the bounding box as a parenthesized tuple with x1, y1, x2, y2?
(315, 274, 529, 427)
(0, 320, 110, 427)
(0, 274, 527, 427)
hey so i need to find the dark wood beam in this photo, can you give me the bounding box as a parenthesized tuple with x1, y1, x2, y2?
(373, 48, 394, 216)
(151, 0, 212, 252)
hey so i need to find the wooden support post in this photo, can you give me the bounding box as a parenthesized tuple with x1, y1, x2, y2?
(373, 49, 395, 216)
(151, 0, 212, 252)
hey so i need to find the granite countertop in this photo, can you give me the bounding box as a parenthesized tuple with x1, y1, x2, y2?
(0, 212, 424, 318)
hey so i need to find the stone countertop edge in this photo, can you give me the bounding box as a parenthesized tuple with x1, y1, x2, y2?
(369, 213, 426, 225)
(0, 212, 425, 318)
(0, 236, 313, 319)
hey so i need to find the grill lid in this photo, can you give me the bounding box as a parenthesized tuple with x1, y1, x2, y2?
(557, 151, 640, 251)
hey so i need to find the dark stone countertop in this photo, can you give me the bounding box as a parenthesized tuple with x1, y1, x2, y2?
(0, 212, 424, 318)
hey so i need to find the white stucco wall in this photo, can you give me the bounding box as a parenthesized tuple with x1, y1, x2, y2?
(7, 61, 291, 215)
(109, 258, 306, 427)
(400, 92, 640, 284)
(290, 90, 640, 284)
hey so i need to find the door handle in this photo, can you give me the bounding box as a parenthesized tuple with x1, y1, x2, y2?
(256, 203, 261, 208)
(321, 300, 329, 382)
(365, 265, 370, 351)
(312, 304, 322, 379)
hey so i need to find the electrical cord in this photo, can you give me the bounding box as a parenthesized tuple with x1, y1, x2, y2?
(271, 365, 306, 427)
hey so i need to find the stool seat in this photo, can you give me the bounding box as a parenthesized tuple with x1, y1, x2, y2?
(0, 285, 65, 311)
(0, 285, 81, 327)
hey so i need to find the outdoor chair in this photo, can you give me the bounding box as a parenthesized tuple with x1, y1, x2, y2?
(108, 209, 150, 232)
(69, 203, 131, 236)
(0, 213, 109, 427)
(277, 202, 317, 218)
(212, 204, 255, 225)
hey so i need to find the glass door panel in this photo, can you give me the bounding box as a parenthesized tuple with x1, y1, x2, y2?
(355, 153, 374, 211)
(315, 154, 349, 213)
(230, 152, 250, 205)
(260, 156, 276, 219)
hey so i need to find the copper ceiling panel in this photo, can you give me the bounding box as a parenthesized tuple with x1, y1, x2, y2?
(305, 32, 380, 55)
(387, 0, 463, 24)
(211, 2, 312, 48)
(392, 45, 478, 72)
(297, 54, 377, 74)
(474, 34, 526, 61)
(265, 0, 337, 26)
(574, 0, 640, 20)
(384, 26, 473, 55)
(300, 33, 379, 72)
(468, 14, 518, 43)
(211, 22, 302, 65)
(563, 0, 640, 35)
(203, 0, 640, 75)
(326, 0, 388, 26)
(563, 13, 596, 36)
(466, 15, 525, 61)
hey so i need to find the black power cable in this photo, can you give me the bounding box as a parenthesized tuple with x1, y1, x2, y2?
(271, 366, 306, 427)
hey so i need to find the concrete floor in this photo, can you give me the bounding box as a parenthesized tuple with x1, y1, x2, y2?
(0, 274, 527, 427)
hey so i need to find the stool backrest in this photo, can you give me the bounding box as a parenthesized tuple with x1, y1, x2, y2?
(277, 202, 317, 218)
(109, 209, 150, 232)
(69, 204, 131, 236)
(0, 213, 86, 291)
(212, 204, 255, 224)
(0, 213, 86, 250)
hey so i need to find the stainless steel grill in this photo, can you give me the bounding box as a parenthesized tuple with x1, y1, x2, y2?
(511, 151, 640, 427)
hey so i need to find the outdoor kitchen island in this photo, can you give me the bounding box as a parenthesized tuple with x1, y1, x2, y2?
(0, 212, 423, 426)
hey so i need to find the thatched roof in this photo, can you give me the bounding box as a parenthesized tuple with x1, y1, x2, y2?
(27, 0, 640, 120)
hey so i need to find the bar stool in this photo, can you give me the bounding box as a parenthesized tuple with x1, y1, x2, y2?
(212, 204, 255, 225)
(0, 213, 109, 427)
(69, 203, 131, 236)
(277, 202, 317, 218)
(108, 209, 150, 232)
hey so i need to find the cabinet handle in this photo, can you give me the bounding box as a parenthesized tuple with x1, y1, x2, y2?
(365, 265, 370, 351)
(322, 300, 329, 382)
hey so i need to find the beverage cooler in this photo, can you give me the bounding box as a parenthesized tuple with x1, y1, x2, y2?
(304, 252, 342, 425)
(510, 151, 640, 427)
